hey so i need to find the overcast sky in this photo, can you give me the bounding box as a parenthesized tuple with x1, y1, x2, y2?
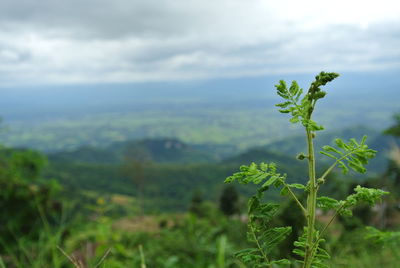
(0, 0, 399, 86)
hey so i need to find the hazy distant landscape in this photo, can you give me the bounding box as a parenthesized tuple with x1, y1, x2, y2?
(1, 72, 399, 152)
(1, 71, 398, 212)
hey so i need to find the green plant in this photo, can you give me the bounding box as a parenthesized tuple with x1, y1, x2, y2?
(225, 72, 389, 268)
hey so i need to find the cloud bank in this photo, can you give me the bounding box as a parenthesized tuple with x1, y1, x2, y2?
(0, 0, 399, 85)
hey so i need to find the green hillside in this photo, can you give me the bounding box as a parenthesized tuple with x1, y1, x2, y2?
(42, 125, 396, 212)
(43, 136, 311, 212)
(48, 138, 220, 164)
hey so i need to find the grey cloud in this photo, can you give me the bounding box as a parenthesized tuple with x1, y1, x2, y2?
(0, 1, 399, 85)
(0, 45, 31, 63)
(0, 0, 212, 39)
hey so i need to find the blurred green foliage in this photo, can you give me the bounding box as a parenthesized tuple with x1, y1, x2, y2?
(0, 148, 62, 254)
(0, 110, 399, 267)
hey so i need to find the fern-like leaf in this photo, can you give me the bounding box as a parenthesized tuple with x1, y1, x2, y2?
(320, 136, 376, 174)
(293, 228, 330, 268)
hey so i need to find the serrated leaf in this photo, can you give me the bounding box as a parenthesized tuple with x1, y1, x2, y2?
(295, 88, 303, 101)
(261, 227, 292, 250)
(259, 162, 268, 171)
(320, 151, 337, 159)
(293, 240, 306, 246)
(322, 145, 342, 155)
(224, 176, 234, 183)
(354, 152, 368, 164)
(287, 183, 306, 189)
(304, 119, 324, 131)
(292, 249, 305, 257)
(348, 161, 366, 174)
(361, 135, 367, 145)
(317, 196, 339, 210)
(349, 138, 359, 147)
(280, 187, 289, 196)
(271, 259, 291, 266)
(248, 196, 260, 212)
(276, 91, 288, 99)
(312, 263, 329, 268)
(253, 172, 269, 184)
(274, 178, 284, 188)
(235, 248, 259, 256)
(276, 101, 292, 108)
(338, 161, 349, 174)
(315, 248, 330, 259)
(334, 138, 347, 150)
(289, 81, 299, 95)
(262, 175, 279, 188)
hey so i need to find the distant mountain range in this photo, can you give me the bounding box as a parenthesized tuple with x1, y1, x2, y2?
(48, 138, 220, 164)
(48, 126, 396, 170)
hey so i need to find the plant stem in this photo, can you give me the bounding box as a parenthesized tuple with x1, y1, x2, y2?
(281, 181, 307, 216)
(319, 148, 359, 182)
(94, 248, 111, 268)
(249, 222, 271, 267)
(303, 129, 317, 268)
(57, 246, 81, 268)
(310, 202, 346, 253)
(139, 244, 147, 268)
